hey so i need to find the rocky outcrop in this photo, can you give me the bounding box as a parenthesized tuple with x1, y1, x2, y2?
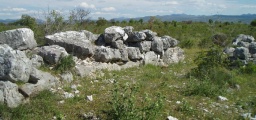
(0, 44, 32, 82)
(0, 28, 37, 50)
(224, 34, 256, 64)
(38, 45, 69, 64)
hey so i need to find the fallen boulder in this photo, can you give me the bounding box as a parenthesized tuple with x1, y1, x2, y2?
(0, 28, 37, 50)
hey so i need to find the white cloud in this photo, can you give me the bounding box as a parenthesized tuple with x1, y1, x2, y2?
(0, 7, 27, 12)
(101, 7, 116, 12)
(79, 2, 96, 9)
(164, 1, 179, 5)
(241, 5, 256, 8)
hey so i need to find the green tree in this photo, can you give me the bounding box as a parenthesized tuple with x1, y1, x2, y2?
(14, 14, 37, 30)
(96, 17, 107, 26)
(208, 19, 213, 24)
(250, 19, 256, 27)
(139, 19, 143, 24)
(44, 10, 65, 34)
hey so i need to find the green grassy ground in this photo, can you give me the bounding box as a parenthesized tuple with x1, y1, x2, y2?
(1, 19, 256, 120)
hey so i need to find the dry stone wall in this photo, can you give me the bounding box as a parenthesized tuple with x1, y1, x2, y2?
(0, 26, 185, 108)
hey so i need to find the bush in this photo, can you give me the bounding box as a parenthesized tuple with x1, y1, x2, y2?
(54, 55, 75, 73)
(239, 62, 256, 74)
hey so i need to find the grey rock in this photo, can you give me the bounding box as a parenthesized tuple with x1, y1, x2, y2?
(167, 116, 178, 120)
(38, 45, 68, 65)
(95, 34, 106, 46)
(119, 48, 129, 62)
(104, 26, 127, 43)
(237, 41, 250, 48)
(162, 35, 179, 47)
(0, 81, 24, 108)
(136, 41, 152, 53)
(0, 44, 32, 82)
(126, 47, 142, 60)
(151, 36, 164, 54)
(127, 31, 146, 42)
(94, 46, 122, 62)
(30, 54, 44, 68)
(143, 51, 159, 65)
(163, 47, 185, 64)
(0, 28, 37, 50)
(123, 26, 134, 36)
(111, 40, 125, 49)
(60, 72, 73, 83)
(234, 47, 250, 60)
(249, 42, 256, 54)
(233, 34, 255, 45)
(141, 29, 157, 41)
(45, 31, 94, 58)
(218, 96, 228, 101)
(224, 47, 235, 57)
(161, 37, 171, 50)
(20, 68, 59, 97)
(80, 30, 99, 42)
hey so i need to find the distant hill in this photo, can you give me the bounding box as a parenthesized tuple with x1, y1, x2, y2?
(0, 19, 18, 24)
(113, 14, 256, 24)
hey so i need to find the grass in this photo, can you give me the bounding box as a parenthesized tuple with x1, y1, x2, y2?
(0, 48, 255, 119)
(1, 20, 256, 119)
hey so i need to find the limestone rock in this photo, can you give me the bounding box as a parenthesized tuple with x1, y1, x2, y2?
(94, 46, 122, 62)
(104, 26, 127, 43)
(143, 51, 159, 65)
(137, 41, 152, 53)
(249, 42, 256, 54)
(151, 36, 164, 54)
(126, 47, 142, 61)
(0, 81, 24, 108)
(234, 47, 250, 60)
(38, 45, 69, 64)
(0, 28, 37, 50)
(163, 47, 185, 64)
(224, 47, 235, 57)
(233, 34, 255, 45)
(123, 26, 134, 36)
(141, 29, 157, 41)
(45, 31, 94, 58)
(111, 40, 125, 49)
(0, 44, 32, 82)
(30, 54, 44, 68)
(162, 35, 179, 47)
(20, 68, 59, 97)
(127, 31, 146, 42)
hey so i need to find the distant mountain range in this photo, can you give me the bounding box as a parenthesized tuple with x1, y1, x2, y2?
(1, 14, 256, 24)
(0, 19, 18, 24)
(113, 14, 256, 24)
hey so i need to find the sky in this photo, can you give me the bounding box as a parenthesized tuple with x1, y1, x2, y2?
(0, 0, 256, 20)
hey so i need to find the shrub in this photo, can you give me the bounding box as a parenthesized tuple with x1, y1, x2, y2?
(239, 62, 256, 74)
(54, 55, 75, 73)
